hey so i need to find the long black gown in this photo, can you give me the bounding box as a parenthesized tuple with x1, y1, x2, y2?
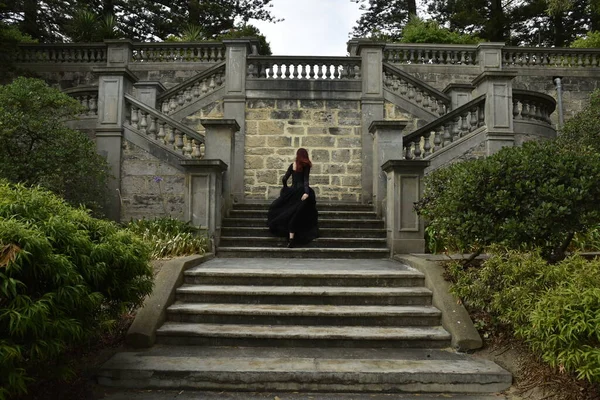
(267, 163, 319, 244)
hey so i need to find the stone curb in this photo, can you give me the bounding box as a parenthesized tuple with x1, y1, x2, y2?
(126, 253, 215, 348)
(394, 255, 482, 351)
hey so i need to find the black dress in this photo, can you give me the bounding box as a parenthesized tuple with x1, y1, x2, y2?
(267, 163, 319, 244)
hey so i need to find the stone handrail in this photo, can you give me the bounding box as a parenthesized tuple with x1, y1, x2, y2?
(124, 94, 204, 158)
(384, 43, 478, 65)
(157, 62, 226, 115)
(403, 94, 486, 160)
(63, 86, 99, 116)
(503, 47, 600, 68)
(247, 56, 362, 80)
(512, 89, 556, 125)
(16, 43, 107, 63)
(131, 42, 226, 63)
(383, 63, 450, 116)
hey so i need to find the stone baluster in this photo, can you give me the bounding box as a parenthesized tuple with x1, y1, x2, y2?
(157, 121, 166, 144)
(148, 117, 157, 139)
(168, 97, 177, 114)
(174, 130, 184, 154)
(276, 64, 284, 79)
(130, 105, 139, 129)
(89, 95, 98, 115)
(460, 112, 469, 134)
(442, 123, 452, 146)
(407, 85, 415, 100)
(404, 142, 413, 160)
(423, 131, 432, 157)
(522, 101, 530, 119)
(452, 117, 460, 140)
(139, 111, 148, 133)
(433, 126, 442, 152)
(191, 139, 202, 158)
(177, 91, 185, 107)
(513, 99, 520, 119)
(80, 96, 89, 113)
(413, 139, 422, 160)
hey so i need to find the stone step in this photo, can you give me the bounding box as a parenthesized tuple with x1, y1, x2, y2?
(228, 210, 378, 220)
(222, 218, 384, 229)
(184, 262, 425, 287)
(176, 284, 433, 305)
(233, 203, 375, 212)
(219, 236, 388, 249)
(221, 227, 387, 238)
(155, 323, 452, 348)
(166, 303, 441, 327)
(99, 346, 512, 393)
(217, 247, 390, 259)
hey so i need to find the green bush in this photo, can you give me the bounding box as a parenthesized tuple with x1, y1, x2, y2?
(447, 250, 600, 383)
(0, 181, 153, 399)
(0, 77, 110, 215)
(125, 217, 210, 259)
(571, 31, 600, 48)
(399, 17, 482, 44)
(416, 140, 600, 262)
(557, 89, 600, 154)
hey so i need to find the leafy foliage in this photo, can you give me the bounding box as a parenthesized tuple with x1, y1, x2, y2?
(571, 31, 600, 47)
(398, 17, 481, 44)
(125, 217, 210, 260)
(0, 77, 110, 215)
(66, 8, 122, 42)
(416, 140, 600, 262)
(447, 249, 600, 383)
(0, 180, 153, 399)
(351, 0, 417, 40)
(557, 89, 600, 153)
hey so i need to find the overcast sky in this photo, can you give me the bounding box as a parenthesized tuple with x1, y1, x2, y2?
(250, 0, 364, 56)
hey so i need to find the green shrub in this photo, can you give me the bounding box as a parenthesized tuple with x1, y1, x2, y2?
(447, 250, 600, 383)
(417, 140, 600, 262)
(571, 31, 600, 48)
(0, 180, 153, 399)
(0, 77, 110, 215)
(557, 89, 600, 154)
(125, 217, 210, 259)
(400, 17, 482, 44)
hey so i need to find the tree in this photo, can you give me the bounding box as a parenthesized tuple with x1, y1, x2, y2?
(398, 16, 481, 44)
(350, 0, 418, 40)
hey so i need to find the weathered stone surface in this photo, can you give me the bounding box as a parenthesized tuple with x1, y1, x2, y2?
(246, 110, 269, 120)
(286, 126, 306, 135)
(337, 137, 362, 148)
(327, 100, 360, 110)
(267, 136, 292, 147)
(246, 147, 275, 156)
(256, 170, 277, 184)
(276, 99, 298, 110)
(311, 150, 330, 162)
(246, 156, 265, 169)
(246, 136, 266, 147)
(312, 111, 335, 124)
(201, 101, 223, 118)
(338, 110, 361, 126)
(302, 136, 336, 147)
(258, 121, 285, 135)
(266, 157, 287, 170)
(300, 100, 324, 109)
(247, 99, 275, 109)
(328, 127, 353, 136)
(332, 149, 351, 163)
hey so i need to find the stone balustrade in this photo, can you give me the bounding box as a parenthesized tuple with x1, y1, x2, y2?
(247, 56, 361, 80)
(158, 63, 226, 115)
(131, 42, 226, 63)
(403, 95, 486, 160)
(512, 90, 556, 125)
(16, 43, 107, 63)
(384, 44, 478, 65)
(383, 63, 450, 116)
(503, 47, 600, 68)
(124, 94, 205, 159)
(64, 86, 99, 116)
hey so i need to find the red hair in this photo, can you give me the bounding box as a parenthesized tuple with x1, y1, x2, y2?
(295, 148, 312, 172)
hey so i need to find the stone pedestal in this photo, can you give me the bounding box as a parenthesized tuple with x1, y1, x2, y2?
(369, 121, 408, 217)
(134, 81, 166, 109)
(477, 42, 505, 71)
(443, 83, 475, 111)
(382, 160, 429, 255)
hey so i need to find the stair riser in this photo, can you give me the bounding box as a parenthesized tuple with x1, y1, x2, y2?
(217, 249, 389, 259)
(166, 313, 441, 327)
(221, 228, 387, 238)
(232, 204, 375, 212)
(222, 220, 384, 229)
(176, 293, 432, 306)
(155, 335, 451, 348)
(218, 238, 387, 249)
(183, 276, 426, 287)
(228, 211, 378, 220)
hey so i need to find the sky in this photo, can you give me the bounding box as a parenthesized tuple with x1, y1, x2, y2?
(250, 0, 364, 56)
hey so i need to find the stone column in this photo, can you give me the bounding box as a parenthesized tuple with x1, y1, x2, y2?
(93, 40, 137, 221)
(369, 120, 408, 217)
(222, 39, 252, 204)
(477, 42, 505, 71)
(202, 119, 240, 215)
(443, 83, 475, 111)
(180, 159, 227, 247)
(133, 81, 165, 109)
(357, 41, 386, 203)
(382, 160, 429, 255)
(472, 70, 518, 155)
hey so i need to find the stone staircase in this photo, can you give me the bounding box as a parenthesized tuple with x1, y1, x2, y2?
(218, 203, 390, 258)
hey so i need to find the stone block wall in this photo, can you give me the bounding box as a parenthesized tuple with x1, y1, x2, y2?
(120, 140, 186, 221)
(244, 99, 363, 201)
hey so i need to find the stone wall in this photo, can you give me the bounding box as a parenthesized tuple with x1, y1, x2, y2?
(181, 100, 225, 133)
(244, 99, 363, 201)
(120, 140, 186, 221)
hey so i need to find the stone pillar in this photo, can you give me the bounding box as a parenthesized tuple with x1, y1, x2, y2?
(472, 70, 518, 155)
(369, 120, 408, 217)
(357, 41, 386, 203)
(443, 83, 475, 111)
(477, 42, 505, 71)
(202, 119, 240, 215)
(382, 160, 429, 255)
(222, 39, 251, 204)
(133, 81, 165, 109)
(93, 42, 137, 220)
(180, 159, 227, 247)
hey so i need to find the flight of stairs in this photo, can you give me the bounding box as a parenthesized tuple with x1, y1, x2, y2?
(218, 202, 390, 258)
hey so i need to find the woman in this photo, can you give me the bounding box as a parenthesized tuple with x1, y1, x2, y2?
(267, 148, 319, 247)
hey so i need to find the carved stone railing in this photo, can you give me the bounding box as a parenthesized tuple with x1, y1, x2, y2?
(63, 86, 99, 116)
(503, 47, 600, 68)
(16, 43, 107, 63)
(403, 95, 486, 160)
(124, 94, 204, 158)
(247, 56, 362, 80)
(131, 42, 226, 63)
(383, 63, 450, 116)
(157, 62, 226, 115)
(512, 90, 556, 125)
(384, 44, 478, 65)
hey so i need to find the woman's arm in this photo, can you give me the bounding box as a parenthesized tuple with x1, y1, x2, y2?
(303, 166, 310, 194)
(282, 164, 293, 186)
